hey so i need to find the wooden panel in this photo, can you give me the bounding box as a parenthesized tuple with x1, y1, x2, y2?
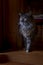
(0, 0, 2, 48)
(6, 0, 23, 50)
(0, 51, 43, 65)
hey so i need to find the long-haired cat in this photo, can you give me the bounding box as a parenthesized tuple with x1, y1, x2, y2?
(18, 12, 36, 52)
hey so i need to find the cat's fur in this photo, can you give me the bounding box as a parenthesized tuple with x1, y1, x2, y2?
(18, 12, 35, 52)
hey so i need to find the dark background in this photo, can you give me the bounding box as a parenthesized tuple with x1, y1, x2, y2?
(0, 0, 43, 52)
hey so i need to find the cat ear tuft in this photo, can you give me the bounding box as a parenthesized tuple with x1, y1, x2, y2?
(19, 13, 22, 16)
(26, 11, 32, 16)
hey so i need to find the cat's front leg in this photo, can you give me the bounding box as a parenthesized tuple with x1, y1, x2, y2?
(25, 37, 31, 52)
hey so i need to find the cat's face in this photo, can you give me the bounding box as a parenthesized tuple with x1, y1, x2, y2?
(19, 14, 28, 22)
(19, 12, 32, 23)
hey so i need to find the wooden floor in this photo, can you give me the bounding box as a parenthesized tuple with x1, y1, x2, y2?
(0, 51, 43, 65)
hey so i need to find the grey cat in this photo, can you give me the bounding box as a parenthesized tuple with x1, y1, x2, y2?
(18, 12, 35, 52)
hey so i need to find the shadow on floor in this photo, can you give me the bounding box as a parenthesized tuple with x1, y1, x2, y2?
(0, 54, 10, 64)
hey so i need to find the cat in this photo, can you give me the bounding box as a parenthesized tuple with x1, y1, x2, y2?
(18, 12, 36, 52)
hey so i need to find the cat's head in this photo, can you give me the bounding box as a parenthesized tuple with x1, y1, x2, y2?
(19, 11, 32, 22)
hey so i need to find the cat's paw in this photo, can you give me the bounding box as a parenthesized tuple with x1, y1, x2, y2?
(26, 50, 28, 53)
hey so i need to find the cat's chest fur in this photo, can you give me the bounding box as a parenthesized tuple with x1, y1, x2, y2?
(18, 13, 34, 38)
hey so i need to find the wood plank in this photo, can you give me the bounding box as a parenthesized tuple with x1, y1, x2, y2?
(0, 51, 43, 65)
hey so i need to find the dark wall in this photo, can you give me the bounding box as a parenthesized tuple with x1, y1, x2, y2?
(0, 0, 2, 49)
(0, 0, 43, 52)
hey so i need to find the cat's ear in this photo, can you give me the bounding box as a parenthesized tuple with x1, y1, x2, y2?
(26, 11, 32, 16)
(19, 13, 22, 16)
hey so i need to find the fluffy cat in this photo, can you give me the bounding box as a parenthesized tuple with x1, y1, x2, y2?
(18, 12, 36, 52)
